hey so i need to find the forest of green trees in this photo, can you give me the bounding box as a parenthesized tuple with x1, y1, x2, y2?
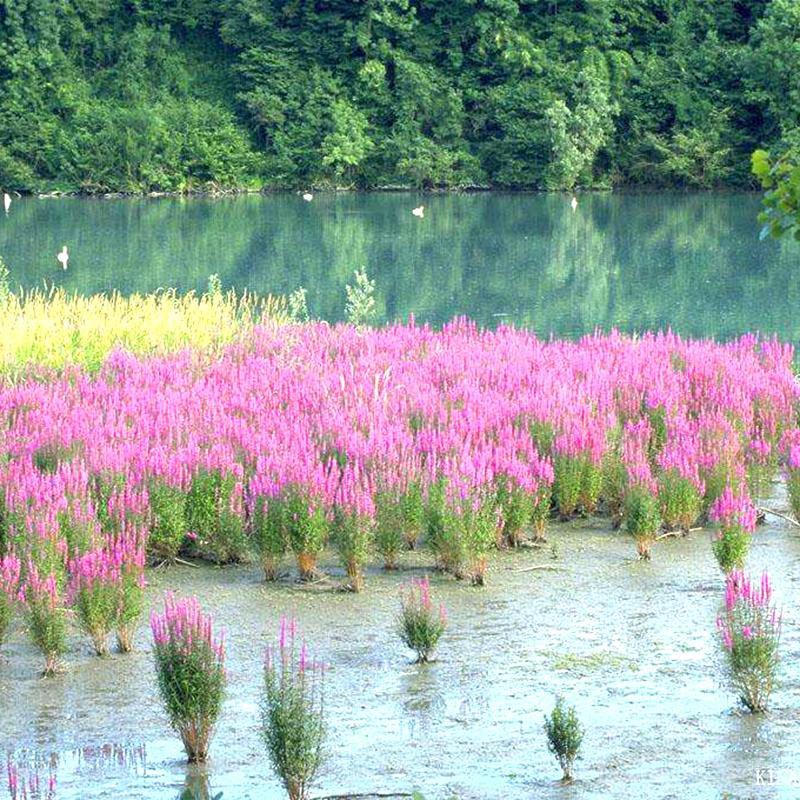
(0, 0, 798, 194)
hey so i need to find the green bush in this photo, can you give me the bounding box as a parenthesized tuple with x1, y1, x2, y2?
(544, 697, 584, 782)
(623, 486, 661, 560)
(185, 470, 248, 564)
(251, 495, 287, 581)
(148, 480, 189, 563)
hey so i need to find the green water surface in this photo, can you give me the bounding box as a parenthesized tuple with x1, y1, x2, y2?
(1, 191, 797, 340)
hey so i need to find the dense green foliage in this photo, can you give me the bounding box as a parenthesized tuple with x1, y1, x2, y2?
(0, 0, 797, 193)
(753, 145, 800, 239)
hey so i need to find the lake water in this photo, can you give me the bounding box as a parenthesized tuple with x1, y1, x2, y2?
(3, 500, 799, 800)
(1, 192, 798, 341)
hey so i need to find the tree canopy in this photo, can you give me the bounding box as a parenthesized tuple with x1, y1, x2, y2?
(0, 0, 797, 193)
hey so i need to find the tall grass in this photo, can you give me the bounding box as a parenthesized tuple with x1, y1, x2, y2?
(0, 281, 288, 379)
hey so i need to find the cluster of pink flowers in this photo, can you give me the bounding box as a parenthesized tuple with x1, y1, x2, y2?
(66, 548, 122, 604)
(402, 576, 447, 621)
(19, 562, 61, 611)
(0, 321, 794, 595)
(150, 592, 225, 664)
(0, 554, 21, 603)
(265, 616, 325, 679)
(716, 570, 781, 711)
(709, 486, 758, 534)
(717, 570, 780, 650)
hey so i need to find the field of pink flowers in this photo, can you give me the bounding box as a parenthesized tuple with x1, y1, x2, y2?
(0, 319, 799, 671)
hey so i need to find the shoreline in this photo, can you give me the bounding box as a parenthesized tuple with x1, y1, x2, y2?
(23, 185, 762, 200)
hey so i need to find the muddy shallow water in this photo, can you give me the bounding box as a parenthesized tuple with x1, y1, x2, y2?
(3, 486, 800, 800)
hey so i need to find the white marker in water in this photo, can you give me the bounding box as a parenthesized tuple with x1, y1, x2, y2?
(412, 205, 425, 218)
(3, 193, 10, 214)
(302, 192, 313, 202)
(571, 196, 578, 211)
(57, 245, 69, 270)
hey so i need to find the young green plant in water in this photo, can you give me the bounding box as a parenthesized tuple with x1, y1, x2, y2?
(398, 576, 447, 663)
(716, 571, 780, 712)
(544, 696, 584, 783)
(150, 593, 226, 762)
(261, 618, 325, 800)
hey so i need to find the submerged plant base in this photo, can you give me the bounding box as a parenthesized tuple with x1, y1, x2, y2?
(261, 554, 280, 582)
(180, 723, 213, 763)
(42, 654, 66, 677)
(91, 633, 111, 657)
(635, 537, 653, 560)
(116, 625, 135, 654)
(296, 553, 319, 582)
(342, 564, 365, 592)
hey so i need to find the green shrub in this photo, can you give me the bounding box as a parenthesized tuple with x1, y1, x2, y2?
(331, 507, 372, 592)
(283, 485, 328, 580)
(374, 490, 406, 570)
(657, 470, 701, 531)
(494, 476, 533, 548)
(712, 527, 751, 574)
(623, 486, 661, 560)
(261, 619, 325, 800)
(251, 495, 287, 581)
(185, 470, 248, 564)
(151, 594, 226, 763)
(398, 576, 447, 663)
(148, 480, 189, 563)
(544, 697, 584, 782)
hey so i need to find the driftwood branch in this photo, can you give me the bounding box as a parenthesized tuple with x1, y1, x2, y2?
(510, 564, 566, 573)
(759, 506, 800, 528)
(314, 794, 415, 800)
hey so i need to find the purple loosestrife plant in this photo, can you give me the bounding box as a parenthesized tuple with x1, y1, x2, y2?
(0, 554, 20, 648)
(745, 437, 776, 507)
(331, 471, 374, 592)
(150, 593, 226, 762)
(185, 469, 248, 565)
(331, 507, 372, 592)
(250, 495, 288, 581)
(399, 481, 425, 550)
(147, 478, 188, 564)
(398, 576, 447, 663)
(0, 323, 797, 587)
(709, 487, 756, 574)
(552, 455, 584, 519)
(22, 562, 68, 676)
(601, 442, 627, 527)
(716, 571, 780, 712)
(785, 443, 800, 524)
(114, 533, 146, 652)
(261, 618, 325, 800)
(283, 485, 328, 581)
(374, 488, 406, 570)
(494, 475, 534, 549)
(657, 469, 702, 532)
(623, 486, 661, 560)
(530, 484, 552, 542)
(68, 548, 121, 656)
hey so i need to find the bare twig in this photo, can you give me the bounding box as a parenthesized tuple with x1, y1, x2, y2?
(655, 530, 683, 541)
(174, 557, 200, 568)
